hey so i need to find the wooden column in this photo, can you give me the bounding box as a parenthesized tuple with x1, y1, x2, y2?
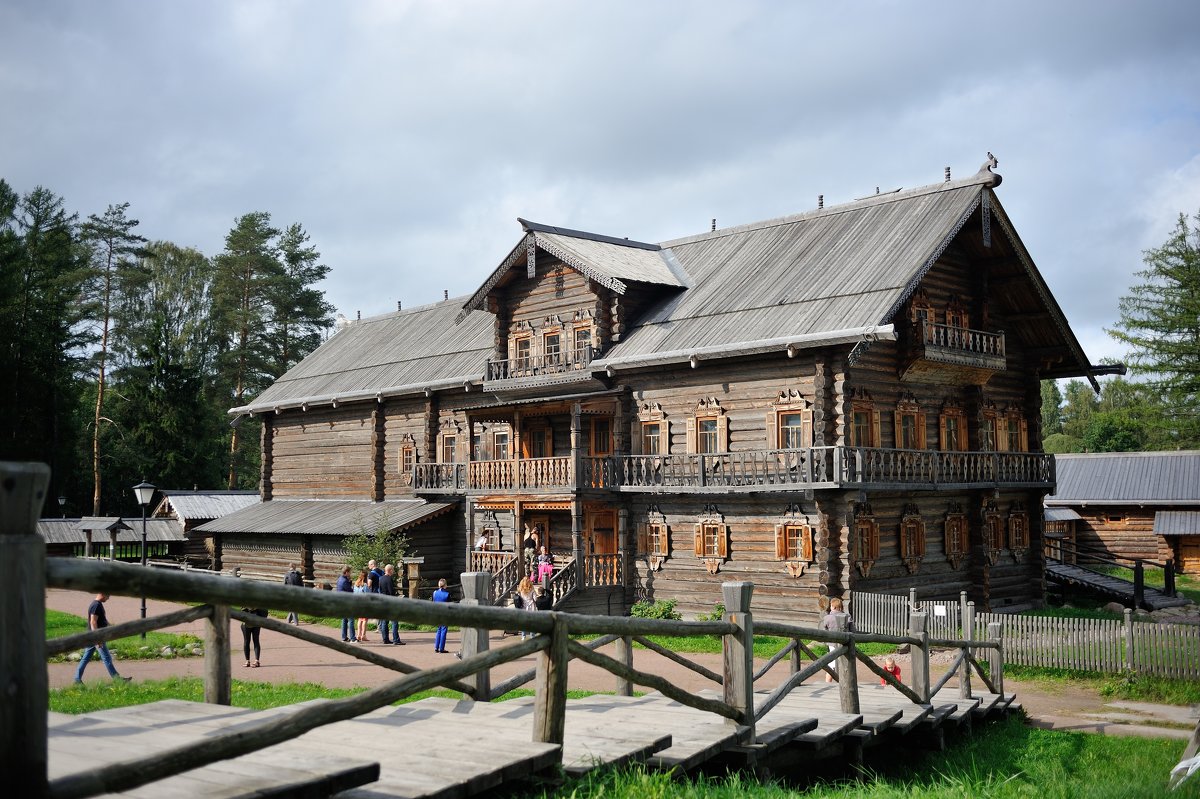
(259, 414, 274, 501)
(618, 506, 631, 590)
(205, 604, 231, 705)
(987, 621, 1004, 697)
(371, 402, 386, 502)
(721, 581, 755, 741)
(909, 611, 930, 703)
(0, 461, 50, 797)
(570, 403, 584, 579)
(831, 611, 859, 715)
(615, 636, 633, 696)
(959, 601, 974, 699)
(533, 615, 568, 749)
(460, 572, 492, 700)
(513, 500, 525, 579)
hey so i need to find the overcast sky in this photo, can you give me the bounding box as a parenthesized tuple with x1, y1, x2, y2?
(3, 1, 1198, 370)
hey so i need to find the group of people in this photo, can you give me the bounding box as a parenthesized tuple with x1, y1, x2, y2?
(335, 560, 406, 645)
(521, 524, 555, 585)
(511, 576, 552, 639)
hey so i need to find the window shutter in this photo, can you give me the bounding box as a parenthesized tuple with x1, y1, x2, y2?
(1019, 419, 1028, 452)
(802, 410, 813, 448)
(996, 417, 1008, 451)
(801, 526, 813, 561)
(939, 415, 949, 451)
(630, 421, 641, 455)
(693, 524, 704, 556)
(916, 413, 927, 449)
(660, 525, 670, 556)
(893, 410, 901, 449)
(871, 411, 881, 448)
(775, 524, 788, 560)
(637, 523, 648, 555)
(765, 411, 779, 450)
(686, 417, 697, 453)
(662, 418, 671, 455)
(717, 413, 729, 453)
(716, 525, 729, 558)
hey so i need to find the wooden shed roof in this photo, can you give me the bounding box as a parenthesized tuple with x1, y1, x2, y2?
(1046, 451, 1200, 506)
(154, 490, 260, 522)
(37, 518, 183, 545)
(194, 499, 456, 537)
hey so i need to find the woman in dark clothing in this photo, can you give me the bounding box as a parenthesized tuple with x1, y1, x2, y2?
(242, 607, 268, 667)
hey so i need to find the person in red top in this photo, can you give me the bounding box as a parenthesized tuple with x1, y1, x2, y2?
(881, 655, 901, 685)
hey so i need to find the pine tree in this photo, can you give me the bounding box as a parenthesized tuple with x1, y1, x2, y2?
(271, 223, 333, 375)
(1108, 210, 1200, 447)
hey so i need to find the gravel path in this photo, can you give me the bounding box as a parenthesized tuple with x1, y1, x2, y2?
(48, 589, 1194, 740)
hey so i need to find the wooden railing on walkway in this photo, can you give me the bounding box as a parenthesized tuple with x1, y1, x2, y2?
(4, 462, 1005, 798)
(839, 447, 1054, 486)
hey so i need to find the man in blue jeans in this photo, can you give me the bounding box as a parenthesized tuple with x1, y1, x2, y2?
(74, 592, 131, 683)
(336, 566, 356, 641)
(378, 563, 404, 645)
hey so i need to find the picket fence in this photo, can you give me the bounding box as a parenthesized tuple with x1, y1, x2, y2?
(850, 590, 1200, 679)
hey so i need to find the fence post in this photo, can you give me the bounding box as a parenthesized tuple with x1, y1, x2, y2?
(533, 614, 568, 748)
(460, 572, 491, 700)
(615, 636, 633, 696)
(986, 621, 1004, 697)
(909, 611, 930, 703)
(1123, 608, 1134, 671)
(959, 601, 974, 699)
(722, 581, 756, 741)
(1165, 559, 1176, 597)
(909, 587, 917, 613)
(1133, 560, 1144, 609)
(831, 610, 860, 715)
(1, 461, 50, 798)
(205, 604, 231, 705)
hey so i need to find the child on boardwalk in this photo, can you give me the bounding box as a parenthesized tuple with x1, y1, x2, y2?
(432, 578, 451, 653)
(880, 655, 901, 685)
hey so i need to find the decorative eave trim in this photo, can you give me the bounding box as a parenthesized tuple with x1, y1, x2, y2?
(229, 374, 483, 416)
(533, 233, 628, 295)
(456, 233, 533, 323)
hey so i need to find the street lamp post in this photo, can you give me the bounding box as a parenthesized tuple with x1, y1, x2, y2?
(132, 481, 156, 637)
(57, 495, 66, 518)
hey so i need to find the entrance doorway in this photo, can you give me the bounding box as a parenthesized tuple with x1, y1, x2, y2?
(585, 509, 617, 555)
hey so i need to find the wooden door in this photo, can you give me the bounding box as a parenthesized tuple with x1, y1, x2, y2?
(1178, 536, 1200, 575)
(586, 510, 617, 555)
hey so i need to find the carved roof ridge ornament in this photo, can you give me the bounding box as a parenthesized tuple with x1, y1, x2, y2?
(976, 151, 1003, 188)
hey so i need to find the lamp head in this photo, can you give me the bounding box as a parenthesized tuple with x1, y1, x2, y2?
(132, 481, 156, 507)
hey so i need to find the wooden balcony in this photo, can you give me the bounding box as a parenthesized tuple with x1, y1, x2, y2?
(485, 346, 594, 383)
(414, 447, 1056, 495)
(902, 320, 1006, 385)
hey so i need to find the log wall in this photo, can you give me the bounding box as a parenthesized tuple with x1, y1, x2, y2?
(1074, 507, 1173, 563)
(270, 408, 375, 498)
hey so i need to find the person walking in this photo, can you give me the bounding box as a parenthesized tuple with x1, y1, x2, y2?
(74, 592, 130, 683)
(820, 597, 852, 683)
(432, 578, 451, 653)
(379, 564, 404, 645)
(515, 577, 536, 640)
(336, 566, 357, 642)
(283, 563, 304, 625)
(241, 607, 267, 668)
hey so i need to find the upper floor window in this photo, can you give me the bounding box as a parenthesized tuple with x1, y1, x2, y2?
(767, 390, 813, 451)
(525, 426, 550, 459)
(945, 297, 969, 329)
(589, 417, 612, 456)
(543, 331, 561, 364)
(910, 290, 932, 326)
(493, 429, 510, 460)
(635, 402, 669, 456)
(939, 402, 967, 451)
(573, 326, 592, 360)
(894, 394, 926, 450)
(440, 434, 457, 464)
(980, 408, 998, 451)
(514, 336, 531, 370)
(778, 413, 810, 449)
(687, 398, 728, 454)
(641, 422, 662, 455)
(1005, 409, 1028, 452)
(851, 404, 879, 448)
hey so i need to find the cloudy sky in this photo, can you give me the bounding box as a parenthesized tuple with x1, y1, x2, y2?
(3, 1, 1198, 368)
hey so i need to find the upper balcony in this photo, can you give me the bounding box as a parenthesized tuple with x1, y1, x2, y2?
(901, 320, 1006, 385)
(483, 345, 600, 394)
(413, 447, 1055, 495)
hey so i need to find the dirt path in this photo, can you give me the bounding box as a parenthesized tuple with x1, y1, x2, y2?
(49, 589, 1195, 740)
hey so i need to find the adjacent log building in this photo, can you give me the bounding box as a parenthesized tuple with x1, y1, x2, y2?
(201, 157, 1104, 620)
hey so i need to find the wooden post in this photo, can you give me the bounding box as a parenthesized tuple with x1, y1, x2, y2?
(790, 637, 802, 678)
(909, 611, 930, 703)
(959, 600, 974, 699)
(909, 587, 917, 612)
(1165, 559, 1176, 597)
(1, 461, 50, 798)
(533, 615, 568, 749)
(986, 620, 1003, 697)
(460, 572, 491, 700)
(1124, 608, 1134, 671)
(615, 635, 633, 696)
(722, 581, 756, 740)
(831, 609, 859, 715)
(205, 604, 231, 705)
(1133, 560, 1144, 609)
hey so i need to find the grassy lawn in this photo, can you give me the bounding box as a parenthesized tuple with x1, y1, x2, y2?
(47, 609, 203, 662)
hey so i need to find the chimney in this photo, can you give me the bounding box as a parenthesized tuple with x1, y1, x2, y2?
(356, 310, 361, 321)
(444, 289, 448, 301)
(945, 166, 951, 182)
(818, 195, 824, 210)
(397, 300, 402, 311)
(711, 218, 716, 231)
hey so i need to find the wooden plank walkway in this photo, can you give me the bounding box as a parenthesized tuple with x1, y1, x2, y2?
(47, 685, 1018, 798)
(1046, 563, 1191, 610)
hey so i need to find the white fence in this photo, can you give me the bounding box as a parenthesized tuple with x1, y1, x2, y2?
(851, 590, 1200, 679)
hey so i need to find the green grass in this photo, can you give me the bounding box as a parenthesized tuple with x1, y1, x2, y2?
(538, 715, 1198, 798)
(1089, 567, 1200, 606)
(1006, 664, 1200, 706)
(47, 609, 203, 662)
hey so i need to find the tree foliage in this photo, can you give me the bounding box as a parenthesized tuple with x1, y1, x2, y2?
(341, 512, 410, 575)
(1108, 209, 1200, 447)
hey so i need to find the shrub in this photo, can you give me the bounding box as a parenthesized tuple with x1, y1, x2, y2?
(629, 599, 681, 620)
(696, 603, 725, 621)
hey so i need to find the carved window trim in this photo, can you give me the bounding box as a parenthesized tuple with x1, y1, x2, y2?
(767, 389, 813, 450)
(980, 400, 999, 452)
(637, 506, 670, 568)
(589, 417, 612, 457)
(939, 399, 967, 452)
(477, 510, 500, 551)
(634, 402, 670, 456)
(899, 502, 926, 575)
(687, 397, 728, 455)
(1004, 407, 1028, 452)
(492, 428, 511, 461)
(437, 420, 462, 464)
(853, 501, 879, 578)
(944, 502, 967, 570)
(894, 393, 927, 450)
(982, 498, 1004, 565)
(909, 289, 932, 325)
(1008, 501, 1030, 561)
(693, 505, 728, 571)
(850, 387, 880, 448)
(775, 504, 814, 577)
(945, 296, 969, 329)
(398, 433, 417, 485)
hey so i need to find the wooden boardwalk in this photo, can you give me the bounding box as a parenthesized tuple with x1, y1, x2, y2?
(47, 686, 1017, 799)
(1046, 562, 1191, 610)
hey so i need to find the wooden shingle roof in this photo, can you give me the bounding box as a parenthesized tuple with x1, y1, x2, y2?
(1046, 451, 1200, 506)
(194, 499, 456, 537)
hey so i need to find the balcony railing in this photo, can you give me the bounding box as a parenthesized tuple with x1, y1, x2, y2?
(920, 320, 1005, 358)
(485, 345, 594, 382)
(415, 447, 1055, 494)
(583, 553, 622, 588)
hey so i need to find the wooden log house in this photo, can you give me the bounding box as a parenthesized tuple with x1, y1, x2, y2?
(202, 157, 1104, 620)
